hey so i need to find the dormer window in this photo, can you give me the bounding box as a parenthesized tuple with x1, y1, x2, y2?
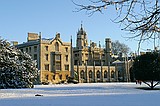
(65, 47, 68, 52)
(55, 42, 59, 51)
(45, 46, 48, 51)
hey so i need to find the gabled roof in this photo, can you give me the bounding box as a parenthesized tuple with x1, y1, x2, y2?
(112, 60, 124, 64)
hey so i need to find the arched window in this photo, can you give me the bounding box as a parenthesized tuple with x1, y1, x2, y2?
(55, 42, 59, 51)
(104, 70, 107, 78)
(53, 75, 55, 80)
(89, 70, 92, 78)
(80, 70, 85, 79)
(66, 75, 68, 79)
(59, 75, 62, 80)
(46, 75, 48, 80)
(111, 71, 115, 78)
(97, 70, 100, 79)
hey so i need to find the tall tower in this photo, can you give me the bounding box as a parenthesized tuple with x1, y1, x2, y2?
(105, 38, 112, 65)
(105, 38, 112, 82)
(76, 24, 88, 49)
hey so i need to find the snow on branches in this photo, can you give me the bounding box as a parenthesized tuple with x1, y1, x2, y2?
(0, 38, 38, 89)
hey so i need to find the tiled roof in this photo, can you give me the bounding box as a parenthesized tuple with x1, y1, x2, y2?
(15, 41, 39, 48)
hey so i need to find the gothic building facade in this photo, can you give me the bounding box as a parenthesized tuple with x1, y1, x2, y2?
(73, 25, 116, 83)
(14, 25, 131, 84)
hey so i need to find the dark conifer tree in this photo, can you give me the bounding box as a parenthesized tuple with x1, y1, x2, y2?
(133, 52, 160, 89)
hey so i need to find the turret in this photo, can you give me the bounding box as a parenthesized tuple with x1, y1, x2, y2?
(76, 24, 88, 49)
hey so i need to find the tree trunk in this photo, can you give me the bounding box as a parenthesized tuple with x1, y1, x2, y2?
(150, 80, 154, 90)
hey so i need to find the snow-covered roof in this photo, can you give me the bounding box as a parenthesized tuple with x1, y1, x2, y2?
(112, 60, 124, 64)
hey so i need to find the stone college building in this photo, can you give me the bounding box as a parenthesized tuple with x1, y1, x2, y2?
(14, 25, 132, 84)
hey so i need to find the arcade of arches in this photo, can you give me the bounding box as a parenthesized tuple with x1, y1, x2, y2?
(74, 66, 117, 83)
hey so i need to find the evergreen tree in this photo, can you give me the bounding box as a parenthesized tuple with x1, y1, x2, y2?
(133, 52, 160, 89)
(0, 38, 38, 89)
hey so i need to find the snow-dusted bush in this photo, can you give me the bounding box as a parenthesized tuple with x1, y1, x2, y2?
(0, 38, 38, 89)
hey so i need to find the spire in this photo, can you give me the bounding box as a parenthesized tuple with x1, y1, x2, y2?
(99, 41, 101, 48)
(77, 21, 86, 36)
(39, 32, 42, 40)
(80, 21, 83, 31)
(81, 21, 83, 28)
(71, 35, 72, 46)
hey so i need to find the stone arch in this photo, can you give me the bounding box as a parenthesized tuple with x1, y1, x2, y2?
(89, 70, 93, 78)
(53, 75, 55, 80)
(66, 75, 68, 80)
(80, 70, 85, 79)
(59, 74, 62, 80)
(111, 70, 115, 78)
(96, 70, 100, 79)
(46, 75, 48, 80)
(104, 70, 108, 78)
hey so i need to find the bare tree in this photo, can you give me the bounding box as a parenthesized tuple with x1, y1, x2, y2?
(73, 0, 160, 50)
(112, 40, 130, 55)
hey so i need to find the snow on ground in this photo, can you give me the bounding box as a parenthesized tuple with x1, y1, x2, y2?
(0, 83, 160, 106)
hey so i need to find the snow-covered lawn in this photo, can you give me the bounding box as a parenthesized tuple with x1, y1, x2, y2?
(0, 83, 160, 106)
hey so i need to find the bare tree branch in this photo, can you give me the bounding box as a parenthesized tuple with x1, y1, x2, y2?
(73, 0, 160, 50)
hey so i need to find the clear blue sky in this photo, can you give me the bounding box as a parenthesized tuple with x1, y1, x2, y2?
(0, 0, 156, 53)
